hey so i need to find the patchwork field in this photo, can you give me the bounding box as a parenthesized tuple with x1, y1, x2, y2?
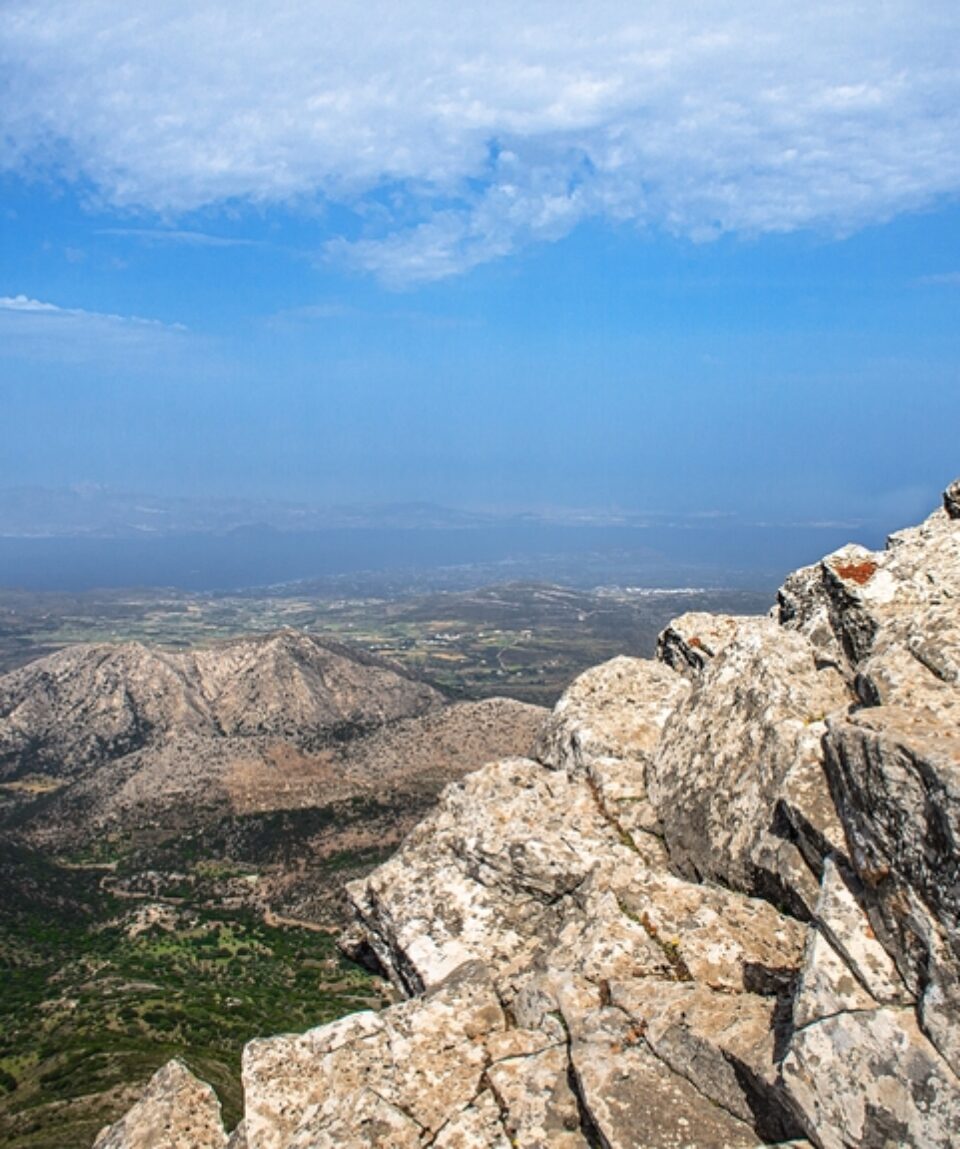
(0, 580, 770, 703)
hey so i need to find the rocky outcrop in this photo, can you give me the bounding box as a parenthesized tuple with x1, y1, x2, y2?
(945, 479, 960, 519)
(93, 481, 960, 1149)
(534, 654, 689, 843)
(654, 611, 749, 678)
(650, 619, 850, 916)
(92, 1059, 227, 1149)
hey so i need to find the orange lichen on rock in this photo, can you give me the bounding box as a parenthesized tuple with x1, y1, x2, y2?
(688, 636, 704, 649)
(833, 559, 878, 586)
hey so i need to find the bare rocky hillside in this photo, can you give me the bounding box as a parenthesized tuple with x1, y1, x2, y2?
(0, 628, 545, 919)
(97, 478, 960, 1149)
(0, 629, 443, 780)
(0, 629, 462, 845)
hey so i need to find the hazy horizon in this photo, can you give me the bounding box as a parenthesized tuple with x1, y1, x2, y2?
(2, 3, 958, 533)
(0, 479, 900, 593)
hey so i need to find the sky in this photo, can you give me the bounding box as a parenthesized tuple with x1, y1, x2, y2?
(1, 1, 959, 526)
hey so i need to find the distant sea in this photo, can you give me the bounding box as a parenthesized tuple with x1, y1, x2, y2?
(0, 522, 885, 594)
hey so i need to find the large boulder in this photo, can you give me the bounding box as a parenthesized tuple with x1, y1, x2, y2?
(655, 611, 752, 678)
(650, 619, 850, 917)
(342, 756, 633, 994)
(534, 655, 689, 844)
(825, 706, 960, 1073)
(241, 962, 513, 1149)
(777, 499, 960, 680)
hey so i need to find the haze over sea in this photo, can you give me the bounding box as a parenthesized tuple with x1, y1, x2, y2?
(0, 521, 885, 593)
(2, 2, 957, 583)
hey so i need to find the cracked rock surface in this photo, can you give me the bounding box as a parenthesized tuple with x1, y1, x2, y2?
(94, 483, 960, 1149)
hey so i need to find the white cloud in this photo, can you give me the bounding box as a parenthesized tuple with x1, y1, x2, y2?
(0, 295, 62, 314)
(0, 294, 187, 366)
(98, 227, 261, 248)
(2, 2, 959, 282)
(0, 294, 185, 329)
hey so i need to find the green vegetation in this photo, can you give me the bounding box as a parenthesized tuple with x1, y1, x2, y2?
(0, 843, 387, 1149)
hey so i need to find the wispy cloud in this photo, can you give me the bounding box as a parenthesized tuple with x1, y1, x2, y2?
(98, 227, 261, 248)
(269, 301, 481, 329)
(0, 294, 186, 329)
(915, 271, 960, 286)
(0, 294, 188, 366)
(2, 2, 960, 283)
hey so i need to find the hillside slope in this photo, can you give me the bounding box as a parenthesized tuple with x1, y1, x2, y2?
(0, 629, 448, 844)
(0, 629, 443, 779)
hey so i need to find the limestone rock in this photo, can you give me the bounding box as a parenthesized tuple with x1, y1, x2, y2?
(343, 757, 631, 993)
(244, 961, 504, 1149)
(778, 490, 960, 678)
(342, 722, 810, 1145)
(854, 640, 959, 710)
(825, 705, 960, 1071)
(241, 1011, 383, 1149)
(812, 858, 910, 1006)
(782, 1007, 960, 1149)
(945, 477, 960, 518)
(534, 655, 689, 841)
(613, 868, 806, 995)
(790, 927, 877, 1030)
(775, 562, 847, 670)
(432, 1091, 512, 1148)
(655, 611, 751, 678)
(826, 706, 960, 946)
(650, 619, 850, 914)
(225, 1124, 247, 1149)
(243, 959, 589, 1149)
(610, 979, 800, 1140)
(93, 1059, 227, 1149)
(485, 1044, 585, 1148)
(568, 1006, 760, 1149)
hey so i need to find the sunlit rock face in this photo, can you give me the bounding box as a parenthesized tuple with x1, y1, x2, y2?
(95, 481, 960, 1149)
(92, 1059, 228, 1149)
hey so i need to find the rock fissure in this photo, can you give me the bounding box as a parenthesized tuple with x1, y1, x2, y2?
(563, 1054, 609, 1149)
(366, 1085, 429, 1135)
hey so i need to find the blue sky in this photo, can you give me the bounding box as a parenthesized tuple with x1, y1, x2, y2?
(1, 1, 958, 526)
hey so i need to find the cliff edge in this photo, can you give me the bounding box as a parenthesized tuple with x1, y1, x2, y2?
(96, 480, 960, 1149)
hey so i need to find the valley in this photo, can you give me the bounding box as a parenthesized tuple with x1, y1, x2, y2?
(0, 841, 385, 1149)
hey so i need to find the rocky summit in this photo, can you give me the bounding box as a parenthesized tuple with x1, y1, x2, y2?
(96, 482, 960, 1149)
